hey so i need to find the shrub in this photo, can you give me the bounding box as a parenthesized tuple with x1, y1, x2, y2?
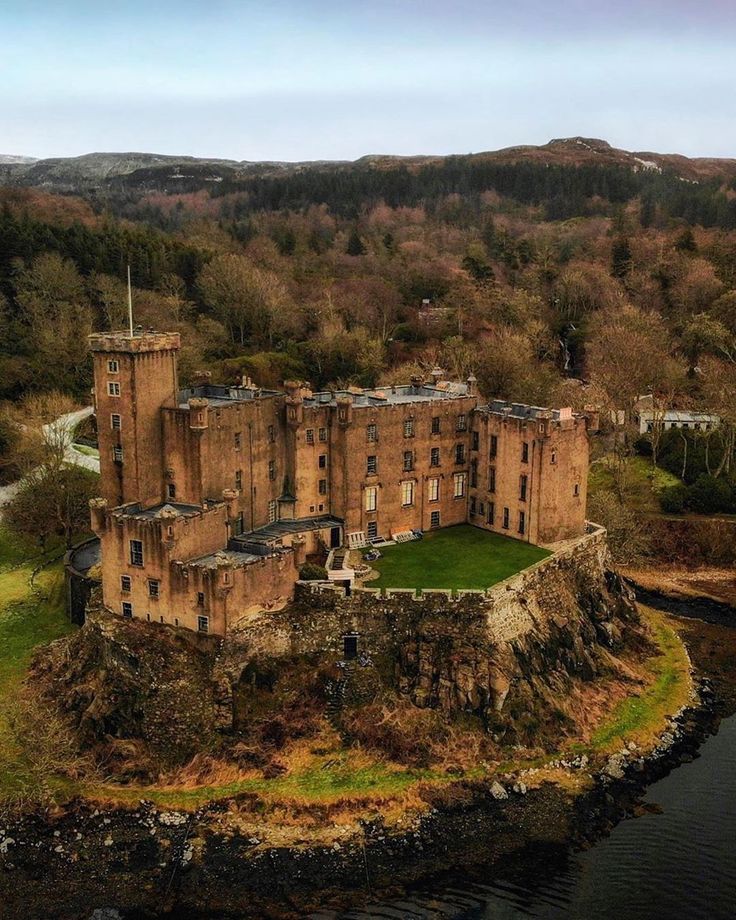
(634, 435, 653, 457)
(659, 484, 689, 514)
(299, 562, 328, 581)
(687, 474, 734, 514)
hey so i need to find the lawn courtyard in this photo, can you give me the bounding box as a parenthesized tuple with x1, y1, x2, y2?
(364, 524, 551, 592)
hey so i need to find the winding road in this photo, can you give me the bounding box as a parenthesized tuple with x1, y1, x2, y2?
(0, 406, 98, 511)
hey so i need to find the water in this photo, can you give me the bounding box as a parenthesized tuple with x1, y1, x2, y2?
(319, 714, 736, 920)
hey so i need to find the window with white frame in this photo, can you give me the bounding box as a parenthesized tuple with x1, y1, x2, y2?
(111, 413, 121, 430)
(453, 472, 467, 498)
(318, 427, 327, 442)
(148, 579, 160, 598)
(401, 480, 414, 506)
(107, 359, 119, 373)
(107, 381, 120, 397)
(456, 413, 467, 431)
(428, 477, 440, 502)
(365, 486, 377, 512)
(306, 429, 314, 443)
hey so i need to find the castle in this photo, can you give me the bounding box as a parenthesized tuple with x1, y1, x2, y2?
(88, 331, 596, 635)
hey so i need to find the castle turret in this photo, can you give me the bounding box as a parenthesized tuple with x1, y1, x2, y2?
(89, 331, 180, 508)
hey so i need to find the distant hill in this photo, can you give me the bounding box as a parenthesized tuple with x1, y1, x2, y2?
(2, 137, 736, 196)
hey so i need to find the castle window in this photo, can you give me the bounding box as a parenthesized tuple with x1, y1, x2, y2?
(488, 502, 495, 525)
(489, 467, 496, 492)
(268, 500, 277, 523)
(120, 575, 131, 593)
(456, 414, 467, 432)
(403, 418, 414, 438)
(111, 413, 121, 430)
(367, 454, 377, 474)
(167, 483, 176, 500)
(455, 444, 465, 464)
(319, 427, 327, 442)
(472, 431, 479, 451)
(479, 501, 485, 516)
(107, 359, 119, 373)
(365, 486, 377, 512)
(430, 447, 440, 467)
(490, 435, 498, 458)
(453, 472, 467, 498)
(551, 450, 557, 464)
(113, 446, 124, 463)
(574, 483, 580, 497)
(148, 579, 160, 598)
(431, 416, 441, 434)
(235, 470, 242, 490)
(470, 496, 477, 515)
(234, 512, 244, 535)
(319, 479, 327, 495)
(401, 480, 414, 506)
(522, 441, 529, 463)
(430, 510, 441, 528)
(520, 474, 528, 502)
(428, 477, 440, 502)
(518, 511, 526, 535)
(268, 424, 275, 442)
(197, 592, 205, 607)
(306, 428, 314, 443)
(107, 381, 120, 397)
(129, 540, 144, 567)
(234, 432, 241, 450)
(403, 450, 414, 471)
(268, 460, 276, 480)
(318, 454, 327, 469)
(367, 520, 378, 540)
(367, 424, 377, 443)
(174, 618, 179, 627)
(503, 507, 510, 529)
(470, 459, 478, 488)
(122, 602, 133, 618)
(197, 615, 209, 634)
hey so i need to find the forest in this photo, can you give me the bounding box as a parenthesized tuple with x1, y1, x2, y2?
(3, 150, 736, 552)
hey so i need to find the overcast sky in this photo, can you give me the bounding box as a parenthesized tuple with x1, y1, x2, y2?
(2, 0, 735, 161)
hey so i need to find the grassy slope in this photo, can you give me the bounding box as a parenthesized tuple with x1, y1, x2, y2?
(0, 529, 74, 802)
(366, 524, 550, 591)
(588, 455, 681, 513)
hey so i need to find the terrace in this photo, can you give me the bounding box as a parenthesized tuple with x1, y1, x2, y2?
(362, 524, 551, 592)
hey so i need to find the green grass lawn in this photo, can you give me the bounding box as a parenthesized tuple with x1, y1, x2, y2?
(0, 528, 74, 804)
(365, 524, 550, 592)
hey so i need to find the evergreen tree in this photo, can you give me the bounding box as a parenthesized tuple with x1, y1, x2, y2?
(346, 228, 367, 256)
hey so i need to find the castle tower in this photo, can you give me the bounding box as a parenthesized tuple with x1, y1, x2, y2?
(89, 331, 180, 508)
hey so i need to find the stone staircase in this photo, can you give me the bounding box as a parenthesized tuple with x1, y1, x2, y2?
(325, 661, 356, 727)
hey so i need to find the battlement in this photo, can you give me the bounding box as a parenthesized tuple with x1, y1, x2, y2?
(89, 331, 181, 354)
